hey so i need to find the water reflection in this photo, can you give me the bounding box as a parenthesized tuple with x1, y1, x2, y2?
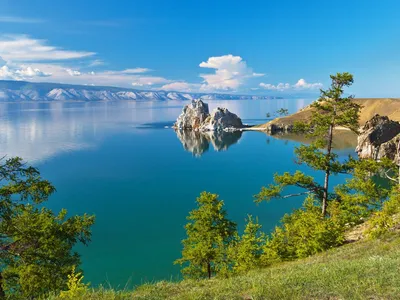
(0, 98, 315, 163)
(175, 129, 243, 156)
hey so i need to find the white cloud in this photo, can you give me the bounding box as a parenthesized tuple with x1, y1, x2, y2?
(294, 78, 323, 89)
(16, 66, 51, 77)
(161, 81, 199, 92)
(259, 79, 322, 91)
(1, 37, 272, 93)
(0, 66, 17, 80)
(131, 76, 170, 86)
(65, 68, 82, 76)
(259, 82, 291, 91)
(199, 54, 263, 91)
(0, 65, 51, 80)
(0, 16, 45, 23)
(88, 59, 105, 67)
(0, 35, 95, 62)
(121, 68, 151, 74)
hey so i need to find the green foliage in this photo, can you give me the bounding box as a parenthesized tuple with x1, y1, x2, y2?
(367, 189, 400, 238)
(229, 215, 265, 273)
(262, 197, 345, 262)
(256, 72, 361, 217)
(266, 108, 289, 119)
(174, 192, 237, 279)
(255, 171, 323, 204)
(0, 157, 95, 298)
(276, 108, 289, 116)
(334, 158, 396, 226)
(59, 266, 89, 299)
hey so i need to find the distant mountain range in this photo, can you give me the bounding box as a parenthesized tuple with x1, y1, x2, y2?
(0, 80, 282, 101)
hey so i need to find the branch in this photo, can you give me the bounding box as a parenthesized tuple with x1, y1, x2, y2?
(384, 169, 398, 183)
(282, 191, 311, 199)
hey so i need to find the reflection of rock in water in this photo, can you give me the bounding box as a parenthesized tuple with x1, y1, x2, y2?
(175, 130, 210, 156)
(175, 130, 242, 156)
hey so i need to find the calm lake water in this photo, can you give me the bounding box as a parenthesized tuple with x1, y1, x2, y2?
(0, 99, 356, 288)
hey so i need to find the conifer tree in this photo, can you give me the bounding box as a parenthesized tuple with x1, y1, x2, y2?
(229, 215, 265, 273)
(255, 73, 361, 216)
(175, 192, 236, 279)
(0, 157, 95, 298)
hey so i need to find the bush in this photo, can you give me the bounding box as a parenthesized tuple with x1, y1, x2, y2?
(261, 197, 345, 262)
(367, 189, 400, 238)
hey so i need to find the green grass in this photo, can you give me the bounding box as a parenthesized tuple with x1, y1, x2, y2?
(49, 232, 400, 300)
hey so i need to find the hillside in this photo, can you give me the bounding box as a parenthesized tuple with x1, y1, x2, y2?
(0, 80, 281, 102)
(256, 98, 400, 129)
(49, 231, 400, 299)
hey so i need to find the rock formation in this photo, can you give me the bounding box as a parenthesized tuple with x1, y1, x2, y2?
(174, 99, 210, 130)
(174, 99, 243, 132)
(356, 114, 400, 163)
(264, 123, 294, 134)
(200, 107, 243, 132)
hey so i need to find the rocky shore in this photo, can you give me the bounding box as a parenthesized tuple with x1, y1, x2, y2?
(356, 114, 400, 163)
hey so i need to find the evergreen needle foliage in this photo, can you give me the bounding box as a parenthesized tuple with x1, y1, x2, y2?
(255, 72, 361, 217)
(174, 192, 236, 279)
(0, 157, 95, 298)
(229, 215, 265, 273)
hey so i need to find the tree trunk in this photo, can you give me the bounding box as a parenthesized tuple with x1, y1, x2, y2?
(0, 272, 5, 299)
(322, 124, 334, 217)
(207, 262, 211, 279)
(397, 139, 400, 186)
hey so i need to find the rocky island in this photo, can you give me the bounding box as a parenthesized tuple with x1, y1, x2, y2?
(174, 99, 244, 132)
(173, 99, 245, 156)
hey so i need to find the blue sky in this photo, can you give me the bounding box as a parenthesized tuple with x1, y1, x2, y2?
(0, 0, 400, 97)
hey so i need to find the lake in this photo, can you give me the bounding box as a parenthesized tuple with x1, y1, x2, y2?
(0, 99, 357, 288)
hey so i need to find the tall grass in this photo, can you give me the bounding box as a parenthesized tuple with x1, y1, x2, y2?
(48, 232, 400, 300)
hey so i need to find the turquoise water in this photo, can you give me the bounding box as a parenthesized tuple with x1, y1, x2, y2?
(0, 99, 356, 288)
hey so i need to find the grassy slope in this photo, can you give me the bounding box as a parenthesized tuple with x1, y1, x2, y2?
(255, 98, 400, 129)
(50, 232, 400, 300)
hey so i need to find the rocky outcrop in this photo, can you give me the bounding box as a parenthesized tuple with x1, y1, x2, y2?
(174, 99, 209, 130)
(174, 99, 243, 132)
(264, 123, 294, 134)
(200, 107, 243, 132)
(356, 114, 400, 162)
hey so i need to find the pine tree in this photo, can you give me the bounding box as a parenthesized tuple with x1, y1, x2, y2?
(255, 73, 361, 217)
(230, 215, 265, 273)
(0, 157, 95, 298)
(175, 192, 237, 279)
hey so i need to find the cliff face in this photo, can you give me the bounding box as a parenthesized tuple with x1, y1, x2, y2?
(356, 114, 400, 163)
(174, 99, 243, 132)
